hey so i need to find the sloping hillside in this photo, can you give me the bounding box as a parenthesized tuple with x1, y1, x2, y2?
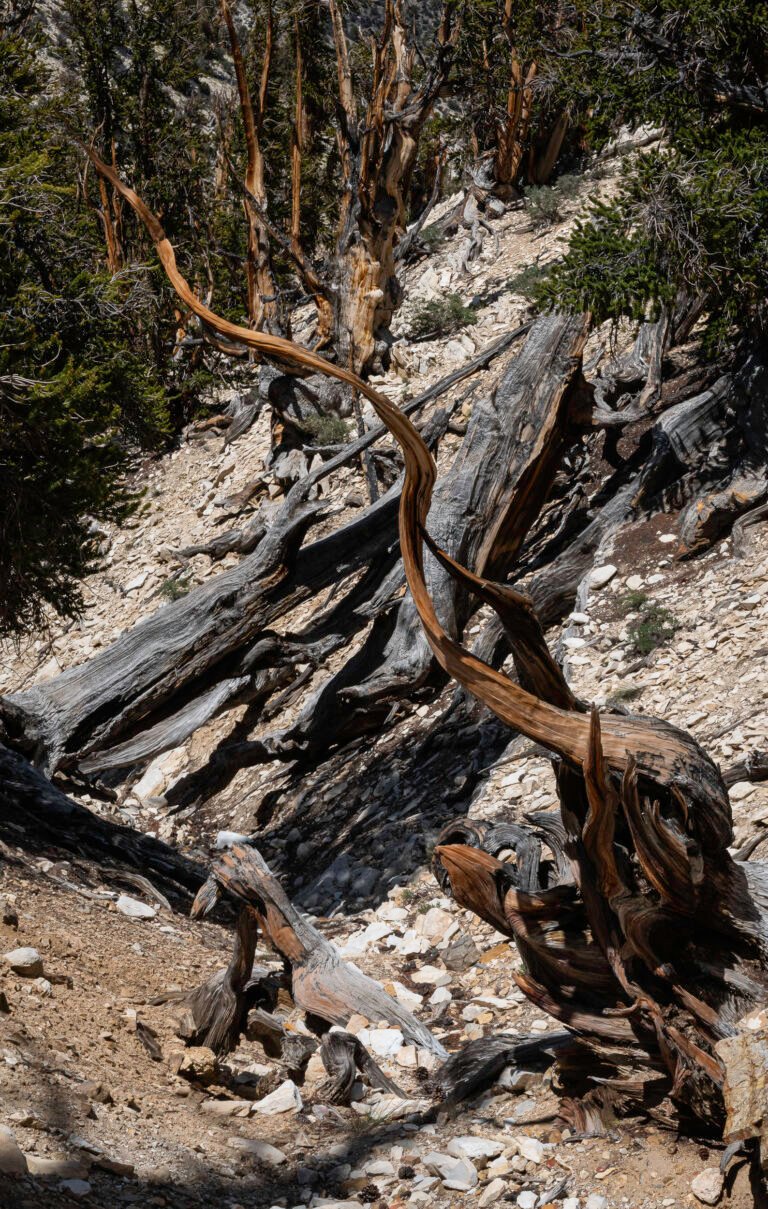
(1, 157, 766, 1209)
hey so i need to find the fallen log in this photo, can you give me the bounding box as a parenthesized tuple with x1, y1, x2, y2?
(188, 843, 447, 1059)
(0, 743, 204, 900)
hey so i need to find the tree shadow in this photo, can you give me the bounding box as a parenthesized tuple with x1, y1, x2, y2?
(0, 1110, 432, 1209)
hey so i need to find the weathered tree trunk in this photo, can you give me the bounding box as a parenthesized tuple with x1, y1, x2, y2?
(347, 322, 768, 1152)
(492, 1, 537, 196)
(221, 0, 283, 336)
(185, 844, 447, 1058)
(328, 0, 457, 374)
(0, 743, 204, 900)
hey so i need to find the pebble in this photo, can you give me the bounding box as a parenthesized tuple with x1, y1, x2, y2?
(729, 781, 755, 801)
(27, 1156, 88, 1178)
(201, 1099, 252, 1116)
(116, 895, 157, 920)
(59, 1179, 92, 1198)
(365, 1159, 395, 1176)
(590, 564, 617, 588)
(446, 1136, 505, 1167)
(690, 1166, 724, 1205)
(387, 980, 423, 1010)
(517, 1194, 537, 1209)
(480, 1178, 508, 1206)
(411, 965, 451, 986)
(415, 907, 454, 943)
(4, 946, 43, 977)
(251, 1079, 303, 1115)
(227, 1137, 287, 1165)
(585, 1196, 607, 1209)
(358, 1028, 404, 1058)
(423, 1151, 478, 1192)
(176, 1046, 218, 1085)
(215, 831, 251, 849)
(511, 1135, 544, 1164)
(428, 986, 452, 1006)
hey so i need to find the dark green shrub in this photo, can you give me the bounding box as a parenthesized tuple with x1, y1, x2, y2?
(621, 590, 651, 614)
(508, 262, 553, 301)
(627, 602, 680, 656)
(409, 294, 477, 340)
(537, 0, 768, 350)
(526, 185, 562, 229)
(303, 414, 351, 445)
(159, 575, 192, 602)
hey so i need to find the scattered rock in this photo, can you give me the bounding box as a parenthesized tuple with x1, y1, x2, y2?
(730, 781, 755, 802)
(589, 564, 617, 589)
(386, 980, 423, 1010)
(691, 1167, 725, 1205)
(3, 946, 43, 977)
(227, 1137, 287, 1165)
(585, 1196, 607, 1209)
(414, 907, 454, 944)
(201, 1099, 252, 1117)
(510, 1135, 544, 1164)
(176, 1046, 218, 1085)
(59, 1179, 92, 1199)
(411, 964, 451, 987)
(428, 985, 452, 1006)
(251, 1079, 303, 1115)
(441, 931, 480, 971)
(358, 1028, 405, 1058)
(517, 1193, 537, 1209)
(215, 831, 251, 849)
(480, 1178, 508, 1206)
(423, 1151, 478, 1191)
(395, 1045, 417, 1068)
(446, 1136, 505, 1167)
(116, 895, 157, 920)
(365, 1159, 395, 1176)
(26, 1155, 88, 1178)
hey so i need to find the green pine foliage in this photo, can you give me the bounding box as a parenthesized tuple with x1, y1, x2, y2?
(0, 33, 173, 635)
(409, 294, 478, 339)
(537, 0, 768, 348)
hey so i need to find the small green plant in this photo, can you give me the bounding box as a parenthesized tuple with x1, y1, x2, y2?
(525, 185, 562, 229)
(420, 223, 445, 251)
(398, 887, 419, 906)
(620, 589, 650, 614)
(303, 414, 350, 445)
(508, 262, 552, 301)
(607, 684, 643, 707)
(627, 602, 680, 655)
(409, 293, 477, 340)
(159, 574, 192, 602)
(555, 173, 582, 201)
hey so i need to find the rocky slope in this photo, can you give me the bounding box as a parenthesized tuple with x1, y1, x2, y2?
(1, 158, 766, 1209)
